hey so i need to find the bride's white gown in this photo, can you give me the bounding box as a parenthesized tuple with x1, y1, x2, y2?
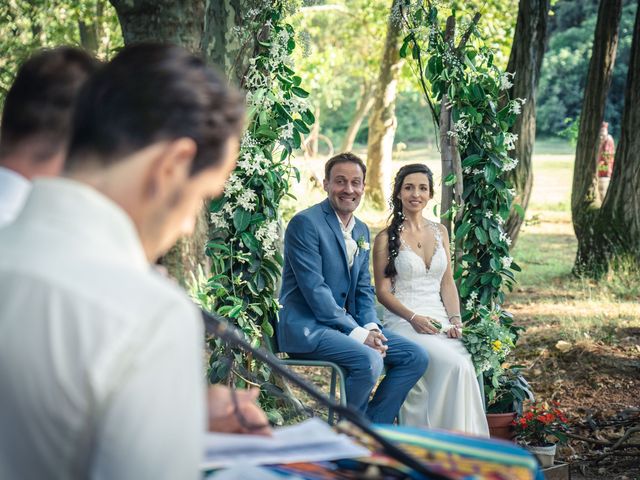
(382, 220, 489, 436)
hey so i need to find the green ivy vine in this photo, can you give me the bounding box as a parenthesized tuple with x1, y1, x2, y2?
(201, 2, 314, 422)
(399, 1, 525, 401)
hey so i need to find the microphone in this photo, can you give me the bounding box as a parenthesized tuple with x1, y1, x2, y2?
(201, 308, 453, 480)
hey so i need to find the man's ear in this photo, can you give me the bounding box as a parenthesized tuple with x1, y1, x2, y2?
(323, 177, 329, 193)
(147, 138, 197, 198)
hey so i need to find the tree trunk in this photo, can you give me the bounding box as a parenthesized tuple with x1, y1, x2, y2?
(341, 82, 375, 152)
(109, 0, 209, 286)
(597, 0, 640, 270)
(308, 104, 320, 157)
(504, 0, 551, 246)
(571, 0, 623, 276)
(78, 1, 104, 54)
(366, 0, 403, 210)
(110, 0, 204, 52)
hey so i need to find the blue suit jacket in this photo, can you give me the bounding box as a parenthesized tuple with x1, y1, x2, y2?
(277, 199, 381, 354)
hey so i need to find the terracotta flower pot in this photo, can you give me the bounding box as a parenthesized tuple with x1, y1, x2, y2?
(526, 444, 556, 468)
(486, 412, 516, 441)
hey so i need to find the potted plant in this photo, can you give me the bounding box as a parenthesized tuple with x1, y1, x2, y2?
(513, 400, 569, 467)
(462, 314, 534, 440)
(483, 366, 534, 440)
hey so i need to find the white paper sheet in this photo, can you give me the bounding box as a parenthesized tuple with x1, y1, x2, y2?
(201, 418, 371, 469)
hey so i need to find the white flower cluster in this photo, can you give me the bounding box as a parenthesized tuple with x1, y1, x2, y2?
(465, 290, 479, 310)
(237, 150, 268, 176)
(236, 189, 258, 212)
(499, 230, 512, 246)
(504, 132, 518, 151)
(499, 72, 514, 91)
(255, 220, 280, 258)
(508, 97, 527, 115)
(501, 256, 513, 268)
(224, 173, 244, 198)
(447, 114, 471, 148)
(502, 157, 518, 172)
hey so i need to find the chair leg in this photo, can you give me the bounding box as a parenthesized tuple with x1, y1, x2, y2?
(328, 368, 337, 425)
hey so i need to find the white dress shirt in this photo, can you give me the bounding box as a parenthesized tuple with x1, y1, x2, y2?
(0, 178, 205, 480)
(0, 165, 31, 228)
(334, 211, 379, 344)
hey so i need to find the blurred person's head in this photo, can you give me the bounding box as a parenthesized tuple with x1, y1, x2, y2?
(0, 47, 99, 179)
(65, 43, 244, 261)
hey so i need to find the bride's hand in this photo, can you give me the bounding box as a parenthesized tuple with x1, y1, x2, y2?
(409, 315, 439, 335)
(446, 323, 462, 339)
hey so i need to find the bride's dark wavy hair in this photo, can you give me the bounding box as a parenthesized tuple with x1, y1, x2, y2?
(384, 163, 434, 279)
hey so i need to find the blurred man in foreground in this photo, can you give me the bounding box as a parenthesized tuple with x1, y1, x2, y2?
(0, 44, 268, 480)
(0, 47, 98, 227)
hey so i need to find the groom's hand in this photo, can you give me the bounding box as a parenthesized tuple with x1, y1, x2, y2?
(364, 330, 388, 357)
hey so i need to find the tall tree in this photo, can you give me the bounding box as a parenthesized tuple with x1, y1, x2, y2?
(366, 0, 403, 209)
(504, 0, 551, 246)
(571, 0, 623, 276)
(587, 0, 640, 273)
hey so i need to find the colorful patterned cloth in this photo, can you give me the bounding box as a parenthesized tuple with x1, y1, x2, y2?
(209, 424, 544, 479)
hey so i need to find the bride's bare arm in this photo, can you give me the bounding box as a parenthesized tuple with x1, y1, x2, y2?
(373, 231, 438, 334)
(438, 225, 463, 337)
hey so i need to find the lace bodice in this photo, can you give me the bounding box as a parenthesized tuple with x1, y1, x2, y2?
(393, 220, 447, 298)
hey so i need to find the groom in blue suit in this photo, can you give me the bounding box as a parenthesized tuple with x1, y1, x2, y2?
(277, 152, 428, 423)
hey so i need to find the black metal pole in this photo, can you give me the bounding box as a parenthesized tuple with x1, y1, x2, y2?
(201, 309, 453, 480)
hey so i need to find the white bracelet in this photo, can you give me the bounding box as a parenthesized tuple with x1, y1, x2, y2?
(409, 312, 417, 322)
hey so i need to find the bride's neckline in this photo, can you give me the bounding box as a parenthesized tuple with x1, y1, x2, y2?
(399, 220, 442, 271)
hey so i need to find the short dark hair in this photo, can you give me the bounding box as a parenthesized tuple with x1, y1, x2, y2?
(324, 152, 367, 181)
(66, 44, 245, 176)
(0, 47, 99, 162)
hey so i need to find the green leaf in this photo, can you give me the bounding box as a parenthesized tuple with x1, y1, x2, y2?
(228, 305, 243, 319)
(233, 208, 251, 232)
(256, 125, 279, 140)
(455, 221, 473, 239)
(510, 261, 522, 272)
(261, 319, 274, 337)
(399, 39, 409, 58)
(513, 204, 525, 219)
(240, 231, 260, 252)
(291, 86, 309, 98)
(209, 196, 226, 213)
(462, 154, 482, 168)
(484, 163, 497, 184)
(301, 109, 315, 125)
(489, 228, 501, 245)
(293, 118, 310, 135)
(474, 227, 488, 245)
(444, 173, 457, 186)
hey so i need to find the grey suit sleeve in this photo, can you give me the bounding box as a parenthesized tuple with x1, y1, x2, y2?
(285, 215, 359, 332)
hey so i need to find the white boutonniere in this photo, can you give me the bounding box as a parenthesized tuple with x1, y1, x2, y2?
(356, 236, 370, 253)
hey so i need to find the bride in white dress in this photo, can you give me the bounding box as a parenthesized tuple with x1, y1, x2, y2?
(372, 163, 489, 436)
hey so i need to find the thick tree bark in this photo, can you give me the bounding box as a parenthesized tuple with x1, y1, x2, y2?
(571, 0, 623, 276)
(109, 0, 209, 286)
(341, 82, 375, 153)
(504, 0, 550, 246)
(596, 1, 640, 270)
(366, 0, 403, 209)
(110, 0, 204, 52)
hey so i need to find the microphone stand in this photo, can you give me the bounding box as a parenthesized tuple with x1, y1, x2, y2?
(201, 309, 453, 480)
